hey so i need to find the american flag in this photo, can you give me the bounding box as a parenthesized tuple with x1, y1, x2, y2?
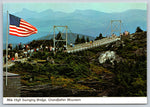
(9, 14, 37, 37)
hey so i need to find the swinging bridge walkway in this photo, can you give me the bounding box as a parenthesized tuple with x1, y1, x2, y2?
(67, 37, 120, 53)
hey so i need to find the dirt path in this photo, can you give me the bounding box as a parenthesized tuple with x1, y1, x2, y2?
(3, 58, 28, 68)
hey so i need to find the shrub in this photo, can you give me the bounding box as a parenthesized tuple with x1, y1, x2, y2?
(51, 76, 74, 88)
(72, 84, 90, 90)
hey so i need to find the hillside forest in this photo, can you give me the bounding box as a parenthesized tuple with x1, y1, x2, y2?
(4, 27, 147, 97)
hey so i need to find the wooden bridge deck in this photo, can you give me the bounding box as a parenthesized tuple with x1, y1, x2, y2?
(67, 37, 120, 53)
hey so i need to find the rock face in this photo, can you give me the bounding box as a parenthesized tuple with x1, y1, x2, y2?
(98, 51, 116, 64)
(21, 84, 99, 97)
(20, 80, 116, 97)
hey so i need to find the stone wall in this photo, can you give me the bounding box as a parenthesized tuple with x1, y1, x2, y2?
(3, 75, 21, 97)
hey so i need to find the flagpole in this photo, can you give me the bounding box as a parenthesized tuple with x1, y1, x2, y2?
(6, 10, 9, 86)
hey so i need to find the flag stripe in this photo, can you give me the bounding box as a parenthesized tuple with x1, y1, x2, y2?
(20, 22, 33, 28)
(9, 28, 36, 34)
(20, 20, 34, 27)
(9, 29, 33, 34)
(9, 31, 35, 35)
(9, 25, 37, 37)
(9, 25, 27, 32)
(9, 31, 35, 37)
(19, 24, 35, 31)
(20, 19, 36, 29)
(21, 19, 32, 25)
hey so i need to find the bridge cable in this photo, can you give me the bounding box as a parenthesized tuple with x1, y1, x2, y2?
(103, 23, 111, 37)
(40, 27, 54, 48)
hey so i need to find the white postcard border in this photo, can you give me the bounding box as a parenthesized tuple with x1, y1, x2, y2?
(1, 0, 150, 106)
(3, 97, 147, 104)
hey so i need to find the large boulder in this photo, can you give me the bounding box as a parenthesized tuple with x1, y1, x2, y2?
(98, 51, 116, 64)
(98, 51, 123, 64)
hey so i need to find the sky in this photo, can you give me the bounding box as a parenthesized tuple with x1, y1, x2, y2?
(3, 2, 147, 13)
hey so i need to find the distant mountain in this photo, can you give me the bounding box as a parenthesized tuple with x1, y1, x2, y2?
(3, 9, 147, 49)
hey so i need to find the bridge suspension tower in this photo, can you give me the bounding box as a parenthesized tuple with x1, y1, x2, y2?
(111, 20, 121, 36)
(53, 26, 68, 50)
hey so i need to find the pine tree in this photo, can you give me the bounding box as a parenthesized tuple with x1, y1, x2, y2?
(81, 36, 86, 43)
(55, 32, 64, 47)
(15, 45, 18, 50)
(99, 33, 103, 39)
(50, 39, 54, 46)
(95, 33, 103, 40)
(136, 26, 143, 32)
(86, 37, 90, 42)
(75, 34, 81, 44)
(56, 32, 63, 40)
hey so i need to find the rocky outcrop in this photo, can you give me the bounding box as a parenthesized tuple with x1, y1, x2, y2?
(134, 48, 146, 56)
(99, 51, 116, 64)
(21, 78, 116, 97)
(21, 84, 99, 97)
(98, 51, 122, 64)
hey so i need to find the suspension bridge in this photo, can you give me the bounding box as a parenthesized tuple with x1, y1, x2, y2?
(47, 20, 125, 53)
(67, 37, 120, 53)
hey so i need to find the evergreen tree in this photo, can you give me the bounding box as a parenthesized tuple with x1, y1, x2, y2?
(95, 33, 103, 40)
(81, 36, 86, 43)
(75, 34, 81, 44)
(55, 32, 64, 47)
(136, 26, 143, 32)
(50, 39, 54, 46)
(56, 32, 63, 40)
(99, 33, 103, 39)
(86, 37, 90, 42)
(15, 45, 18, 50)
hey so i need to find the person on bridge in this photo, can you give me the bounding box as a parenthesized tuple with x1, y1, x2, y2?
(15, 53, 18, 60)
(11, 57, 15, 62)
(72, 44, 74, 47)
(90, 41, 92, 44)
(8, 55, 10, 61)
(63, 45, 67, 52)
(70, 43, 73, 47)
(34, 48, 36, 52)
(50, 46, 52, 51)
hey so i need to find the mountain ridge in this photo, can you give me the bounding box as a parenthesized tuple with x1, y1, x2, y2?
(3, 9, 147, 49)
